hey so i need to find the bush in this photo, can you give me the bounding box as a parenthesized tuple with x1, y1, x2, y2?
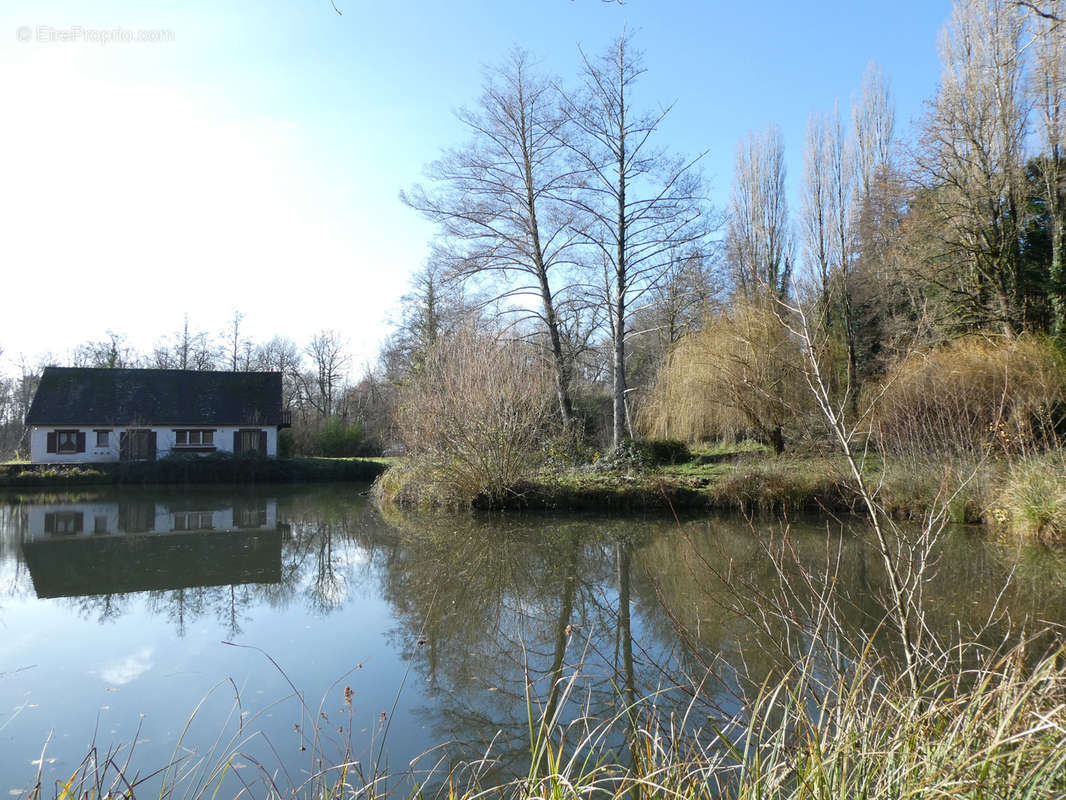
(278, 428, 295, 458)
(312, 416, 367, 457)
(377, 326, 555, 507)
(637, 438, 691, 465)
(868, 335, 1066, 457)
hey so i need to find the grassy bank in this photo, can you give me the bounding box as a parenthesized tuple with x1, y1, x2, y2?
(375, 441, 1066, 540)
(0, 454, 386, 488)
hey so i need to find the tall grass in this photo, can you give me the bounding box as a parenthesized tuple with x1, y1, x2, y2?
(20, 624, 1066, 800)
(867, 334, 1066, 458)
(993, 452, 1066, 543)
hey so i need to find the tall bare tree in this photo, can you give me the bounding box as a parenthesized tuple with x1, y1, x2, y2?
(225, 310, 248, 371)
(801, 113, 834, 303)
(1031, 6, 1066, 333)
(914, 0, 1029, 335)
(853, 62, 896, 202)
(402, 50, 582, 429)
(151, 315, 217, 370)
(561, 33, 709, 447)
(727, 125, 792, 301)
(304, 329, 349, 417)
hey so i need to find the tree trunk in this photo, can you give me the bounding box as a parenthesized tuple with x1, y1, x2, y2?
(612, 55, 628, 451)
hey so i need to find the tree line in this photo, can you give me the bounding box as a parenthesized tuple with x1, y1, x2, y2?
(384, 0, 1066, 471)
(0, 316, 378, 458)
(3, 0, 1063, 468)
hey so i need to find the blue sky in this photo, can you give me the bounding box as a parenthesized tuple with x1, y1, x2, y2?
(0, 0, 950, 373)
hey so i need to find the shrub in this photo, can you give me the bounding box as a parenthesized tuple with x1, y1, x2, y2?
(277, 428, 295, 458)
(868, 335, 1066, 457)
(378, 326, 555, 507)
(312, 416, 366, 457)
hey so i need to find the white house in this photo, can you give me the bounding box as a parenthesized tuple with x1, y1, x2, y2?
(25, 367, 291, 463)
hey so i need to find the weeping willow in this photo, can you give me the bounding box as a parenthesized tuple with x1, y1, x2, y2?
(639, 300, 810, 452)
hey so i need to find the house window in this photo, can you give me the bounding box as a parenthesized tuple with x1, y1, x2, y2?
(44, 511, 84, 535)
(95, 430, 110, 447)
(236, 429, 264, 455)
(172, 511, 214, 531)
(174, 430, 215, 447)
(57, 430, 81, 454)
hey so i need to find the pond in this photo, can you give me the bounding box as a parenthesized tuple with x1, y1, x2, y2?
(1, 484, 1064, 795)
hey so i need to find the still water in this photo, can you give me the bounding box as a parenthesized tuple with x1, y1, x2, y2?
(1, 484, 1064, 793)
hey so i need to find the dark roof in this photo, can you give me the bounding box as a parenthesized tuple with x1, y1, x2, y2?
(25, 367, 284, 426)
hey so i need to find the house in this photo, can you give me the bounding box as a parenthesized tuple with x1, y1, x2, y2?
(25, 367, 291, 463)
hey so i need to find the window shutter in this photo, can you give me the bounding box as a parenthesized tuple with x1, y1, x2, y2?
(119, 431, 129, 460)
(44, 513, 55, 533)
(233, 431, 241, 455)
(76, 431, 86, 453)
(259, 430, 267, 455)
(148, 431, 157, 460)
(47, 431, 57, 453)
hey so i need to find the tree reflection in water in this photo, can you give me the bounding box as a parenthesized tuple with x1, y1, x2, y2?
(3, 486, 1065, 782)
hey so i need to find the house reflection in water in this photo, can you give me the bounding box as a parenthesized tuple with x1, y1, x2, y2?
(20, 498, 286, 599)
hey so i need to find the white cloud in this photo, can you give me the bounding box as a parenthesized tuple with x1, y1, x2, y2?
(98, 645, 153, 685)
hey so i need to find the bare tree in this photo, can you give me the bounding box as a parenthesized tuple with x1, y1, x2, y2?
(151, 314, 217, 370)
(561, 33, 710, 448)
(255, 335, 304, 409)
(727, 125, 792, 301)
(853, 62, 896, 201)
(72, 331, 138, 368)
(1031, 7, 1066, 333)
(225, 310, 248, 371)
(801, 113, 834, 303)
(913, 0, 1030, 336)
(304, 330, 349, 418)
(402, 50, 583, 429)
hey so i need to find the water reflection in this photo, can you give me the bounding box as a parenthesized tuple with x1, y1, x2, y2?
(0, 486, 1064, 792)
(19, 497, 284, 599)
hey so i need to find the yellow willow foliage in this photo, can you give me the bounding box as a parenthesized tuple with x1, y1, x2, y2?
(639, 301, 811, 447)
(868, 334, 1066, 457)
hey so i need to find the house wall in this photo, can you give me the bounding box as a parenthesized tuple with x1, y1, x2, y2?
(21, 499, 279, 542)
(28, 425, 279, 464)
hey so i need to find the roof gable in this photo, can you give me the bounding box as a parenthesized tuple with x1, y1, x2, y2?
(25, 367, 284, 426)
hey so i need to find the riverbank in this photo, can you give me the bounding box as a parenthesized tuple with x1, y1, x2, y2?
(379, 443, 1066, 542)
(0, 454, 387, 488)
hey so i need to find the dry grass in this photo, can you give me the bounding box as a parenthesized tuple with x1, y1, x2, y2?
(20, 634, 1066, 800)
(867, 335, 1066, 458)
(992, 452, 1066, 543)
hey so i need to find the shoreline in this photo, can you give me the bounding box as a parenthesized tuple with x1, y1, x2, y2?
(0, 455, 387, 488)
